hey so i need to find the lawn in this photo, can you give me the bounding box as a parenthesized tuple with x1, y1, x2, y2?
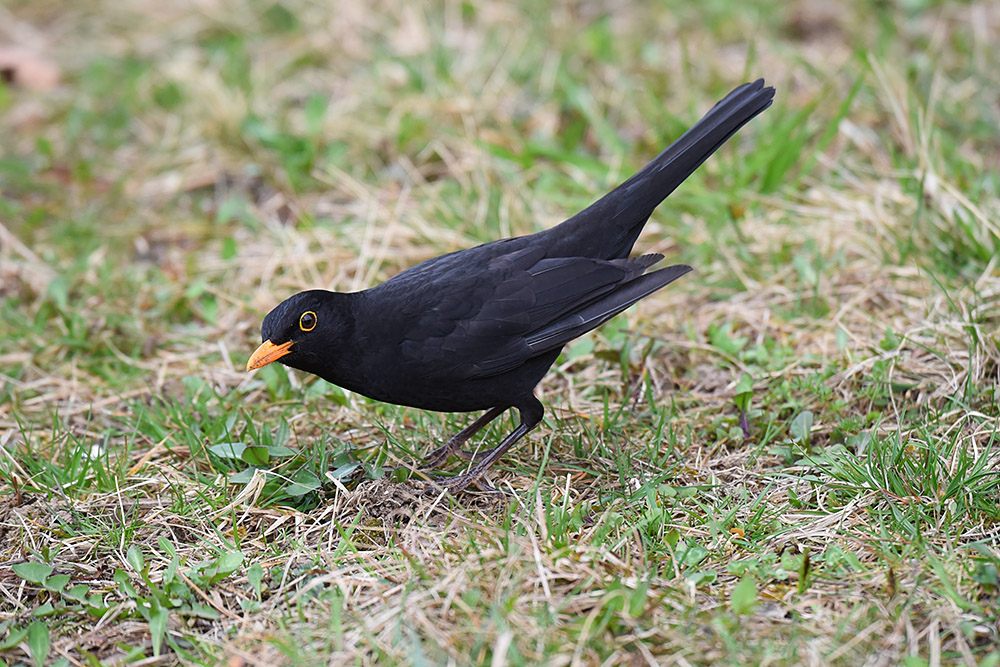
(1, 0, 999, 664)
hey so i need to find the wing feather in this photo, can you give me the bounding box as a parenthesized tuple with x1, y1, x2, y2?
(379, 240, 689, 380)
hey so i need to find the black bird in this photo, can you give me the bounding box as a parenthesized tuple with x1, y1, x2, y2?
(247, 79, 775, 489)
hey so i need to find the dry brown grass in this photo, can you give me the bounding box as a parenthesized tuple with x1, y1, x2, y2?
(2, 0, 999, 664)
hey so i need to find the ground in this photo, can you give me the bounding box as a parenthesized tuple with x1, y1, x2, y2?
(1, 0, 999, 665)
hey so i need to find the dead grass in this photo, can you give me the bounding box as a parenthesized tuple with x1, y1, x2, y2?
(2, 0, 1000, 664)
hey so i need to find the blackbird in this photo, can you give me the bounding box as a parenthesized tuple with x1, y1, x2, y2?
(247, 79, 774, 489)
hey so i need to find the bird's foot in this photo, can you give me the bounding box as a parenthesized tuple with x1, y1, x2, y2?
(418, 445, 478, 469)
(418, 443, 454, 469)
(385, 444, 492, 489)
(383, 460, 494, 493)
(419, 444, 494, 469)
(418, 406, 508, 469)
(425, 471, 507, 496)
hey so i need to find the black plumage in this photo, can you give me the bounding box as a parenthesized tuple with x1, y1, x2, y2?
(248, 79, 775, 489)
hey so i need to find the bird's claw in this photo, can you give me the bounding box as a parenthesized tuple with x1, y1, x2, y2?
(419, 445, 489, 469)
(424, 472, 506, 496)
(418, 444, 453, 469)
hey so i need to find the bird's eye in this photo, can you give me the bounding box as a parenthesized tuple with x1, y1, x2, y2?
(299, 311, 317, 332)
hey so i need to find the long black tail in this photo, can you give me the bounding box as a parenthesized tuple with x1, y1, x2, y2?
(543, 79, 775, 259)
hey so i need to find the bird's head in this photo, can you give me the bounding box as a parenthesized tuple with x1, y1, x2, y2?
(246, 290, 349, 374)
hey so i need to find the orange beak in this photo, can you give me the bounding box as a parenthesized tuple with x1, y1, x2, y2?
(246, 339, 294, 371)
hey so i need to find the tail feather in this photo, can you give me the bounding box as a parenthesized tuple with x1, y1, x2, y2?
(544, 79, 775, 260)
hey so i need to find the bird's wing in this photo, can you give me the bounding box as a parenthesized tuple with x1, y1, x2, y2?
(386, 242, 689, 379)
(465, 260, 691, 378)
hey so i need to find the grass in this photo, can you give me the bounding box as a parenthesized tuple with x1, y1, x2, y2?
(1, 0, 999, 664)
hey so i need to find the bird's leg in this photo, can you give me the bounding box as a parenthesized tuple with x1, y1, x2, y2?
(420, 406, 507, 469)
(434, 396, 544, 491)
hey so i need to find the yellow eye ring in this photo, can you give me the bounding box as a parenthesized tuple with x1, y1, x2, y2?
(299, 311, 317, 332)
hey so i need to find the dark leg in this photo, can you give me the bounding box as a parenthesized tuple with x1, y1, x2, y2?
(435, 396, 544, 491)
(420, 406, 507, 469)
